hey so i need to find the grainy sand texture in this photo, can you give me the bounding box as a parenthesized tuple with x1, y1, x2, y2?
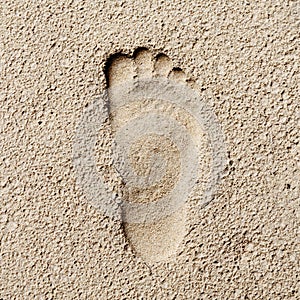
(1, 1, 299, 299)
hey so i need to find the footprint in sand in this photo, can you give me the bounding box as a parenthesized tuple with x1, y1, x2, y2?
(73, 48, 226, 263)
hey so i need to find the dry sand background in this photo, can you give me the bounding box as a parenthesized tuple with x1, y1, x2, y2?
(1, 0, 300, 299)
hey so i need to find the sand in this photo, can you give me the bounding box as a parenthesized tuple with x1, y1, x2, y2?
(1, 1, 299, 299)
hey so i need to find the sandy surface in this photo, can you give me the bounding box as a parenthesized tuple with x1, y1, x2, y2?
(1, 1, 299, 299)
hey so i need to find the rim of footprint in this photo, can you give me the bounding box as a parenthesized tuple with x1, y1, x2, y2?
(73, 77, 227, 224)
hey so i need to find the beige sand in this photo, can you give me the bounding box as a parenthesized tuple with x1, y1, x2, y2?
(1, 1, 299, 299)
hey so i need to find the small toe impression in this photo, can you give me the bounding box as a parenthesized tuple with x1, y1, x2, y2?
(134, 48, 153, 79)
(169, 68, 187, 84)
(154, 54, 173, 78)
(107, 55, 135, 87)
